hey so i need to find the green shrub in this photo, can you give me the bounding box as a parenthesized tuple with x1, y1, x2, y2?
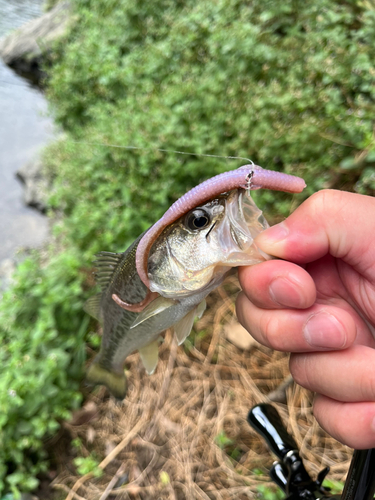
(46, 0, 375, 233)
(2, 0, 375, 494)
(73, 456, 102, 477)
(0, 250, 89, 495)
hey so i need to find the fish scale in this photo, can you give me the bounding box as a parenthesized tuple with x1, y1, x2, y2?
(84, 165, 305, 399)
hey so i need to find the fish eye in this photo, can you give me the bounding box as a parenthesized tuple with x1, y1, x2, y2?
(185, 209, 211, 231)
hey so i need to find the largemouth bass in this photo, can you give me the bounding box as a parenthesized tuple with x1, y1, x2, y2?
(84, 165, 305, 398)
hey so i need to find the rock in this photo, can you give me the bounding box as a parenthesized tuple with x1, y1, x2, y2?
(0, 258, 16, 293)
(224, 320, 258, 350)
(16, 157, 50, 213)
(267, 374, 294, 404)
(0, 2, 70, 82)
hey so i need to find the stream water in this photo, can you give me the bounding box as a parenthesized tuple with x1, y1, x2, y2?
(0, 0, 53, 270)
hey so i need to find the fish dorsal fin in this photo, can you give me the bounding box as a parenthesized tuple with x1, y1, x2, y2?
(93, 251, 123, 291)
(130, 296, 177, 329)
(173, 299, 206, 345)
(139, 339, 160, 375)
(83, 293, 103, 323)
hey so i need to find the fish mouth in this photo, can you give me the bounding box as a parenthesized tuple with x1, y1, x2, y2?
(148, 190, 271, 298)
(215, 189, 270, 266)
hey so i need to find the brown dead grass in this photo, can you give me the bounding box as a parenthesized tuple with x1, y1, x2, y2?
(52, 277, 352, 500)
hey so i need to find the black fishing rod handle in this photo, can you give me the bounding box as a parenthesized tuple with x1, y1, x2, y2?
(248, 403, 299, 461)
(341, 449, 375, 500)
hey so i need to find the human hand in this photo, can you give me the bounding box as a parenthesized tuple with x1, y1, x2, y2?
(236, 190, 375, 449)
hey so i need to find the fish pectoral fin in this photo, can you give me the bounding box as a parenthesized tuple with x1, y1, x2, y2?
(86, 358, 127, 400)
(174, 300, 206, 346)
(139, 339, 160, 375)
(174, 309, 196, 346)
(196, 299, 207, 319)
(130, 296, 177, 329)
(83, 293, 102, 323)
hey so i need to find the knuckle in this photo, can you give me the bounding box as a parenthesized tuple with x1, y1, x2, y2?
(236, 293, 249, 327)
(305, 189, 345, 219)
(313, 397, 351, 447)
(361, 370, 375, 402)
(289, 354, 309, 388)
(312, 398, 322, 422)
(305, 190, 333, 215)
(261, 313, 287, 351)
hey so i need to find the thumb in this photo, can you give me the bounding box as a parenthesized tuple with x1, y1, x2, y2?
(256, 190, 375, 280)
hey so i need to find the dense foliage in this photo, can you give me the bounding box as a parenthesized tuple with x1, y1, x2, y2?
(0, 252, 86, 496)
(1, 0, 375, 495)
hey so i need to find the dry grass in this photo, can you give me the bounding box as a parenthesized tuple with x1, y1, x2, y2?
(52, 278, 352, 500)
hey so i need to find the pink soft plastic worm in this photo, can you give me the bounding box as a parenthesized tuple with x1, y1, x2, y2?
(134, 165, 306, 290)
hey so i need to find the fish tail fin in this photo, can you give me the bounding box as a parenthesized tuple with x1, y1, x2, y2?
(86, 358, 127, 400)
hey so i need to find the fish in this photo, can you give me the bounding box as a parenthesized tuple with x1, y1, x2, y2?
(84, 164, 305, 399)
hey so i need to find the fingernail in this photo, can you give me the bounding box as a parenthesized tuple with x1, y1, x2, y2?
(256, 222, 289, 249)
(269, 277, 305, 307)
(303, 312, 347, 348)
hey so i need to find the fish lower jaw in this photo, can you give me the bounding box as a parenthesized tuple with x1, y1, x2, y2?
(150, 270, 231, 300)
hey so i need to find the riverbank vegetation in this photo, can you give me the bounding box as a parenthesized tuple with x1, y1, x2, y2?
(1, 0, 375, 496)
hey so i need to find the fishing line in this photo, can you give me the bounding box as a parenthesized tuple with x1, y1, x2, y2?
(70, 140, 254, 165)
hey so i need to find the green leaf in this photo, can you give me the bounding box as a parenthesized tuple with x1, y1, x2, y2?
(339, 157, 357, 170)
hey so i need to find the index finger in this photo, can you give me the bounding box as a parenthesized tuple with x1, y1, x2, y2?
(255, 190, 375, 280)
